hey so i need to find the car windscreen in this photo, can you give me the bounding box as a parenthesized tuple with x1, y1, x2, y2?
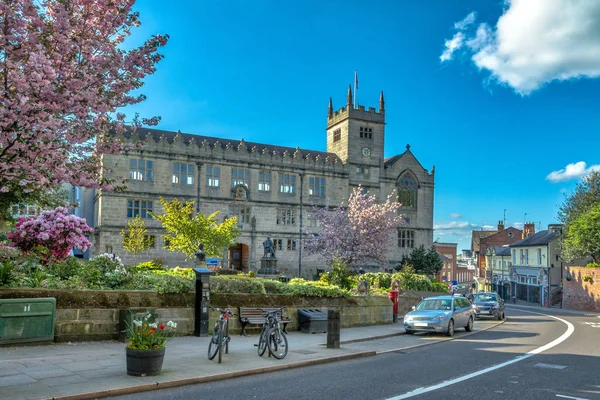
(416, 299, 452, 311)
(473, 294, 496, 302)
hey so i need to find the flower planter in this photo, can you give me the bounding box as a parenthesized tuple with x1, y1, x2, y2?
(125, 347, 165, 376)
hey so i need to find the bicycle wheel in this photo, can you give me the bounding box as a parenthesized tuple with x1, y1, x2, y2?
(208, 323, 222, 360)
(267, 328, 288, 359)
(257, 327, 268, 357)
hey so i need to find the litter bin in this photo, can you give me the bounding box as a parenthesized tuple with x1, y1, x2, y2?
(297, 309, 328, 334)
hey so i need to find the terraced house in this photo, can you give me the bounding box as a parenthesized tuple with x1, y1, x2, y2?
(90, 87, 435, 277)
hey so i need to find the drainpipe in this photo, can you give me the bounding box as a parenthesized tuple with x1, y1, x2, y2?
(298, 172, 305, 279)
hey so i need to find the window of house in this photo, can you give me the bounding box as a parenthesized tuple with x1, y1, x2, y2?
(129, 159, 153, 181)
(127, 199, 153, 219)
(287, 239, 297, 251)
(172, 163, 194, 185)
(398, 229, 415, 248)
(513, 250, 516, 265)
(333, 128, 341, 143)
(277, 208, 296, 225)
(308, 177, 325, 197)
(232, 168, 250, 187)
(525, 249, 529, 266)
(278, 173, 296, 194)
(105, 245, 113, 254)
(307, 212, 318, 228)
(230, 205, 251, 224)
(258, 171, 271, 191)
(10, 205, 41, 218)
(145, 235, 156, 249)
(520, 249, 524, 264)
(537, 249, 542, 266)
(398, 172, 417, 208)
(206, 165, 220, 187)
(359, 126, 373, 139)
(357, 166, 369, 174)
(274, 239, 283, 251)
(164, 238, 171, 247)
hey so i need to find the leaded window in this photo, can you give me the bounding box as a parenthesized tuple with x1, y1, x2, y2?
(309, 177, 325, 197)
(278, 173, 296, 194)
(398, 229, 415, 248)
(259, 171, 271, 191)
(172, 163, 194, 185)
(206, 165, 220, 187)
(129, 159, 153, 181)
(398, 172, 417, 208)
(232, 168, 250, 187)
(277, 208, 296, 225)
(127, 199, 153, 219)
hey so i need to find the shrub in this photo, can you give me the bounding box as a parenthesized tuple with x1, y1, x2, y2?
(8, 207, 93, 263)
(136, 259, 165, 271)
(210, 276, 267, 294)
(586, 262, 599, 268)
(163, 266, 195, 280)
(255, 278, 288, 294)
(0, 261, 16, 287)
(45, 256, 83, 280)
(361, 272, 392, 290)
(127, 272, 194, 294)
(325, 259, 356, 291)
(247, 270, 256, 278)
(432, 281, 449, 293)
(0, 244, 20, 262)
(209, 267, 241, 276)
(583, 275, 594, 283)
(282, 278, 350, 298)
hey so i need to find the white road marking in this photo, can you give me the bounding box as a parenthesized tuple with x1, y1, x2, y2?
(534, 363, 567, 370)
(383, 310, 575, 400)
(556, 394, 589, 400)
(581, 322, 600, 328)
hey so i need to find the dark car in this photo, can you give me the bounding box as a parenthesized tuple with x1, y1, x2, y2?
(472, 292, 505, 320)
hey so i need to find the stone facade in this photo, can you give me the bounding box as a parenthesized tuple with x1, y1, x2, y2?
(90, 88, 435, 276)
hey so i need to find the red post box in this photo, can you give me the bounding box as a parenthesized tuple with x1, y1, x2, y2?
(388, 288, 399, 323)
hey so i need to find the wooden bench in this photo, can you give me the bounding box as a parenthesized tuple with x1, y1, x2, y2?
(238, 307, 291, 336)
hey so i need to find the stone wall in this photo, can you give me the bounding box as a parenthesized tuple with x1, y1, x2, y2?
(0, 289, 439, 343)
(563, 266, 600, 312)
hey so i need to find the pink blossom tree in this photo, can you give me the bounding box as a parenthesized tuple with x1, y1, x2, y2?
(8, 206, 94, 263)
(304, 187, 404, 267)
(0, 0, 168, 202)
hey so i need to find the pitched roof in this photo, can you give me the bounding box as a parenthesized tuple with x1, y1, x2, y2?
(471, 230, 497, 253)
(438, 253, 451, 262)
(509, 230, 559, 247)
(488, 246, 511, 256)
(383, 145, 428, 172)
(120, 127, 342, 162)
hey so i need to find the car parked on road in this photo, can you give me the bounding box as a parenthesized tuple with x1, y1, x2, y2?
(403, 295, 475, 337)
(472, 292, 505, 320)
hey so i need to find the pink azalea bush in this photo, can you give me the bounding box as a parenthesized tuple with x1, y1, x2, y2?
(8, 207, 93, 263)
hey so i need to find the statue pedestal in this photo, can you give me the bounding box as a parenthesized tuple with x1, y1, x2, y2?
(257, 256, 278, 276)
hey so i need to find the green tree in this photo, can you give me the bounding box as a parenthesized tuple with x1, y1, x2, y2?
(152, 197, 240, 260)
(396, 245, 443, 276)
(120, 217, 153, 265)
(562, 203, 600, 263)
(558, 171, 600, 262)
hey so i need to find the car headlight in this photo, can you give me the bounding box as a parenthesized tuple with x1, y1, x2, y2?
(431, 315, 445, 321)
(404, 315, 413, 322)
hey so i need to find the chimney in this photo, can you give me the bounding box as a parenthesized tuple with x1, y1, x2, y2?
(498, 221, 504, 231)
(523, 222, 535, 238)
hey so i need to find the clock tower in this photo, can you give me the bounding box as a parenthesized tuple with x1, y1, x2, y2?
(326, 86, 386, 191)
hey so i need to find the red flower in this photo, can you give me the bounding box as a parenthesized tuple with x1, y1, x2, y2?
(159, 324, 165, 330)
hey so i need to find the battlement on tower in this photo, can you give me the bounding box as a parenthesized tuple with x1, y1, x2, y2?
(326, 88, 386, 128)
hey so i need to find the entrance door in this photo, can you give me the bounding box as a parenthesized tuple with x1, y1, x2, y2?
(228, 244, 249, 271)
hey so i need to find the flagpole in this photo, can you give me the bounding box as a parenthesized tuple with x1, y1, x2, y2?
(353, 70, 357, 109)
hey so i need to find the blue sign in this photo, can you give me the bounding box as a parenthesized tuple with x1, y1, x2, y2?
(451, 280, 458, 286)
(206, 258, 219, 267)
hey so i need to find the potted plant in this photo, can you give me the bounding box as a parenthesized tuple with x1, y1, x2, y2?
(125, 312, 177, 376)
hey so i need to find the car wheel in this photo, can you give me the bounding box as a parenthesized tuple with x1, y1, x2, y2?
(405, 329, 414, 335)
(465, 316, 474, 332)
(446, 319, 454, 337)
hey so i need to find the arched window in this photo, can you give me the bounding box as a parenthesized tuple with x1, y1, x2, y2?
(398, 172, 417, 208)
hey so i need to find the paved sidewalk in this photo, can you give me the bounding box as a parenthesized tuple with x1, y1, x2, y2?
(0, 319, 502, 400)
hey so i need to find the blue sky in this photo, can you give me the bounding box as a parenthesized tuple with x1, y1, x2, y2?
(124, 0, 600, 252)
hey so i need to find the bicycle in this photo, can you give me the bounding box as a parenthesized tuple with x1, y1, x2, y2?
(208, 307, 235, 363)
(257, 306, 288, 359)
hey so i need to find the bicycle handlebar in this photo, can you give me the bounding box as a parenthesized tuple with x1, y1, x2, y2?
(210, 307, 237, 316)
(257, 306, 287, 313)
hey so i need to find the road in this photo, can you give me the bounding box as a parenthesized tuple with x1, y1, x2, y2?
(111, 306, 600, 400)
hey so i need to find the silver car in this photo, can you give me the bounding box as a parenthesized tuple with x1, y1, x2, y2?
(403, 295, 475, 336)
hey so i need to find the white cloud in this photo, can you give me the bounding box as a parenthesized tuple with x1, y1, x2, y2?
(440, 0, 600, 94)
(434, 221, 477, 230)
(481, 225, 495, 230)
(440, 32, 465, 62)
(454, 12, 477, 30)
(546, 161, 600, 182)
(450, 213, 462, 218)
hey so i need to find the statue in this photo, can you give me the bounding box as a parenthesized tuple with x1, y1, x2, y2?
(263, 236, 276, 258)
(195, 242, 206, 263)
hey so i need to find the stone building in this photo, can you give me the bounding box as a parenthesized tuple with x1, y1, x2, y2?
(91, 87, 435, 278)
